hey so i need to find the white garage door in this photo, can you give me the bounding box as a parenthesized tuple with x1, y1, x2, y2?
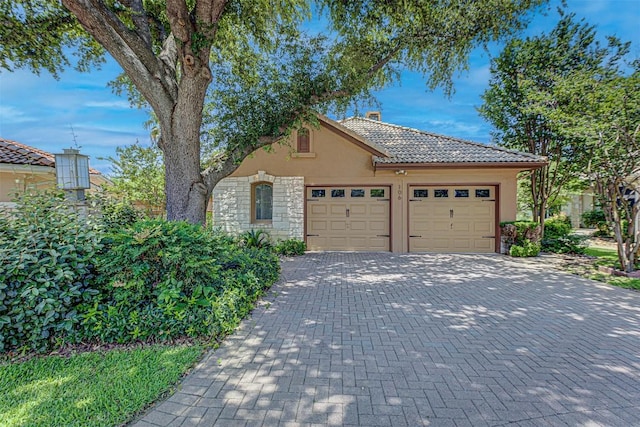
(306, 186, 390, 251)
(409, 186, 496, 253)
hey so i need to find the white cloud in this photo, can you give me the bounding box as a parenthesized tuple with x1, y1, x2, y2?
(84, 100, 132, 109)
(0, 105, 38, 124)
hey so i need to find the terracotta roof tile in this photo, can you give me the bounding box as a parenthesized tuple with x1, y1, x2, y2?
(0, 138, 102, 174)
(338, 117, 546, 165)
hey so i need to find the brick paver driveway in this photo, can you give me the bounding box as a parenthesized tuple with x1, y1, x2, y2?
(134, 253, 640, 426)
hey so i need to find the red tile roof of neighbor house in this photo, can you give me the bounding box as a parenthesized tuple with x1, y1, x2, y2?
(0, 138, 101, 174)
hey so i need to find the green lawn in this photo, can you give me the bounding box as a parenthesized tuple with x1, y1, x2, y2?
(0, 344, 203, 427)
(583, 246, 640, 290)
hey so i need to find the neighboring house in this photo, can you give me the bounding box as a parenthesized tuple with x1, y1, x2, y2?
(213, 113, 547, 253)
(561, 189, 596, 228)
(0, 138, 108, 208)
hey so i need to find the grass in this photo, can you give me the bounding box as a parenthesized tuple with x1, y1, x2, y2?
(0, 344, 203, 427)
(582, 246, 640, 290)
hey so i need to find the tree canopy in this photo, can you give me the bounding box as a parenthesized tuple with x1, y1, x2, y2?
(1, 0, 548, 223)
(478, 12, 629, 230)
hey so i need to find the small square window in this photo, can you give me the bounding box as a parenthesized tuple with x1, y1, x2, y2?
(455, 189, 469, 198)
(413, 189, 428, 198)
(331, 189, 345, 198)
(434, 189, 449, 198)
(351, 189, 365, 197)
(370, 189, 385, 198)
(476, 189, 491, 198)
(311, 189, 325, 198)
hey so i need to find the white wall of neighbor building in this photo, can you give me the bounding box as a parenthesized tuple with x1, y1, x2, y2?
(212, 170, 304, 241)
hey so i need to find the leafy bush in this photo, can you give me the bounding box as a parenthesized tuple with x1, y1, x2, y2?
(541, 234, 588, 254)
(72, 220, 280, 344)
(93, 196, 145, 230)
(509, 240, 541, 257)
(274, 239, 306, 256)
(0, 191, 103, 353)
(240, 229, 272, 249)
(543, 215, 572, 239)
(581, 209, 610, 236)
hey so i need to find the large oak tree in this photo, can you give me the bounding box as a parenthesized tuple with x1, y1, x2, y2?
(1, 0, 547, 223)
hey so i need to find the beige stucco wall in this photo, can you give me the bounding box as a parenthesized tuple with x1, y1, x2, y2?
(0, 169, 55, 203)
(218, 122, 528, 252)
(0, 167, 109, 205)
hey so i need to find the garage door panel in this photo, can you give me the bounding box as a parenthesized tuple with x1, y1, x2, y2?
(409, 185, 496, 253)
(369, 220, 387, 232)
(370, 204, 388, 215)
(330, 205, 346, 215)
(309, 220, 327, 232)
(330, 221, 346, 231)
(350, 204, 367, 215)
(310, 204, 327, 215)
(306, 186, 390, 251)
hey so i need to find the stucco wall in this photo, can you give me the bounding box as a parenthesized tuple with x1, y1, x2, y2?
(212, 171, 304, 240)
(215, 121, 531, 252)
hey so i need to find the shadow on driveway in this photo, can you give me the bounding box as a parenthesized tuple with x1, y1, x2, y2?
(134, 253, 640, 426)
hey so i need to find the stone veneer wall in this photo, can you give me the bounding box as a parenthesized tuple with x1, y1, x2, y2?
(212, 171, 304, 240)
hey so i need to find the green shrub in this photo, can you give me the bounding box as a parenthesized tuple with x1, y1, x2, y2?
(274, 239, 306, 256)
(581, 209, 610, 236)
(73, 220, 280, 344)
(541, 234, 588, 254)
(0, 191, 103, 353)
(240, 229, 272, 249)
(543, 215, 572, 239)
(509, 240, 541, 257)
(93, 196, 144, 230)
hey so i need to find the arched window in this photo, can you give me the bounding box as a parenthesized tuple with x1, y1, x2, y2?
(254, 183, 273, 221)
(297, 128, 310, 153)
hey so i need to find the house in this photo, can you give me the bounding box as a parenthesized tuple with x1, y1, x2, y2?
(0, 138, 108, 208)
(213, 113, 547, 253)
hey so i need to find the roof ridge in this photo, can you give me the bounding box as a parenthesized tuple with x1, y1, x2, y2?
(339, 117, 544, 161)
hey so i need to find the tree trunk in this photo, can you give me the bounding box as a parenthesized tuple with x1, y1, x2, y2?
(160, 71, 211, 224)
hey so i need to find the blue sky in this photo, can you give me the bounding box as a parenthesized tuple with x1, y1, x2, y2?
(0, 0, 638, 175)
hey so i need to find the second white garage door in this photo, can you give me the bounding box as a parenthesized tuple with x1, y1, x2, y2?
(409, 185, 497, 253)
(306, 186, 390, 251)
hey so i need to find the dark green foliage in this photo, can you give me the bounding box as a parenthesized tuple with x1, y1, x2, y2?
(541, 215, 587, 254)
(543, 215, 572, 239)
(93, 196, 145, 230)
(240, 229, 272, 249)
(509, 240, 541, 257)
(72, 220, 279, 344)
(0, 193, 280, 353)
(274, 239, 306, 256)
(500, 221, 542, 257)
(541, 234, 588, 254)
(581, 209, 610, 236)
(0, 192, 103, 353)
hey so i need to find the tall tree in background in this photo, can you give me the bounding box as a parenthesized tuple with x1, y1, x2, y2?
(107, 142, 166, 217)
(478, 13, 626, 232)
(1, 0, 547, 224)
(555, 66, 640, 272)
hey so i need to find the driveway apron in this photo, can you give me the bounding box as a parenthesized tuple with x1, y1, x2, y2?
(133, 253, 640, 426)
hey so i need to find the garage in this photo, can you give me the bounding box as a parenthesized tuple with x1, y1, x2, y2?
(409, 185, 497, 253)
(306, 186, 391, 251)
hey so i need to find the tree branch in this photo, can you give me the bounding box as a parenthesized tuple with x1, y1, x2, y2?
(62, 0, 177, 112)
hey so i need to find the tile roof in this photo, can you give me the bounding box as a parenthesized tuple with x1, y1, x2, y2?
(338, 117, 546, 165)
(0, 138, 56, 167)
(0, 138, 101, 174)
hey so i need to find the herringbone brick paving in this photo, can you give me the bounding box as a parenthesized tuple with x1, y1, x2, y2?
(133, 253, 640, 426)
